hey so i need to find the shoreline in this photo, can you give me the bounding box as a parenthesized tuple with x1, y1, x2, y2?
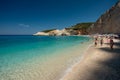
(0, 36, 93, 80)
(61, 38, 120, 80)
(60, 42, 94, 80)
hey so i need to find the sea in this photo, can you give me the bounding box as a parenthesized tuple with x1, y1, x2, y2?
(0, 35, 92, 80)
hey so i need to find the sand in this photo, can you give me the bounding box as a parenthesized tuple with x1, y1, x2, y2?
(61, 39, 120, 80)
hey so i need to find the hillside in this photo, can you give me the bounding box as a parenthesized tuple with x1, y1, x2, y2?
(41, 29, 57, 33)
(66, 22, 93, 35)
(34, 1, 120, 36)
(34, 22, 93, 36)
(69, 22, 93, 30)
(89, 1, 120, 34)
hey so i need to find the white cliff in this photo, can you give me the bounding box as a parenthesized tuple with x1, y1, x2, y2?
(34, 29, 70, 36)
(33, 32, 49, 36)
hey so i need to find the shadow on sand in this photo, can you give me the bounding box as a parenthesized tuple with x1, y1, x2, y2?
(90, 42, 120, 80)
(104, 42, 120, 48)
(99, 48, 120, 54)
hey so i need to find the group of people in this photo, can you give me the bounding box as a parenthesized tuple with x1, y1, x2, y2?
(94, 36, 103, 46)
(94, 35, 114, 50)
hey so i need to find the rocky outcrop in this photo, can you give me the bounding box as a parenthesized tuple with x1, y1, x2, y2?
(48, 29, 70, 36)
(34, 29, 70, 36)
(66, 22, 93, 35)
(33, 32, 49, 36)
(89, 1, 120, 34)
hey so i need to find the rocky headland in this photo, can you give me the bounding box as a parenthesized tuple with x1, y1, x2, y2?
(34, 1, 120, 36)
(34, 23, 93, 36)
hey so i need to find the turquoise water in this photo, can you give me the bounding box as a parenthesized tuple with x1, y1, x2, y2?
(0, 35, 91, 80)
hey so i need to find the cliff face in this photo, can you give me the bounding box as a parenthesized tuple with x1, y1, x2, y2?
(34, 29, 70, 36)
(34, 22, 93, 36)
(67, 22, 93, 35)
(89, 1, 120, 34)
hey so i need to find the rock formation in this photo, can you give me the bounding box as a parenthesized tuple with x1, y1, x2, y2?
(34, 1, 120, 36)
(89, 1, 120, 34)
(33, 32, 49, 36)
(34, 29, 70, 36)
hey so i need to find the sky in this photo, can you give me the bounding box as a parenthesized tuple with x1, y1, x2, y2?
(0, 0, 118, 35)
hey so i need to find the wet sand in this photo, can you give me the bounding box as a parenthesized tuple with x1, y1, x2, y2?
(62, 39, 120, 80)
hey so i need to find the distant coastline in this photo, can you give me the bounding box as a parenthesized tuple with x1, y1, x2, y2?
(34, 22, 93, 36)
(34, 1, 120, 36)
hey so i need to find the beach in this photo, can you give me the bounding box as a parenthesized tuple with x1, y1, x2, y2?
(0, 0, 119, 80)
(61, 38, 120, 80)
(1, 35, 120, 80)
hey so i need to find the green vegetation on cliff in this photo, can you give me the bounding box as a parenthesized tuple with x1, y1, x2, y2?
(41, 29, 56, 32)
(65, 22, 94, 35)
(39, 22, 94, 35)
(69, 22, 94, 30)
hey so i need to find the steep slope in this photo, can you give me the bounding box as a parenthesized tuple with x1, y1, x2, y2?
(66, 22, 93, 35)
(89, 1, 120, 34)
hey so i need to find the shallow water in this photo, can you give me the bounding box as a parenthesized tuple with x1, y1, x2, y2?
(0, 35, 92, 80)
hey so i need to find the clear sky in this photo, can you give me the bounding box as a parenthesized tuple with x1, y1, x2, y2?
(0, 0, 118, 35)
